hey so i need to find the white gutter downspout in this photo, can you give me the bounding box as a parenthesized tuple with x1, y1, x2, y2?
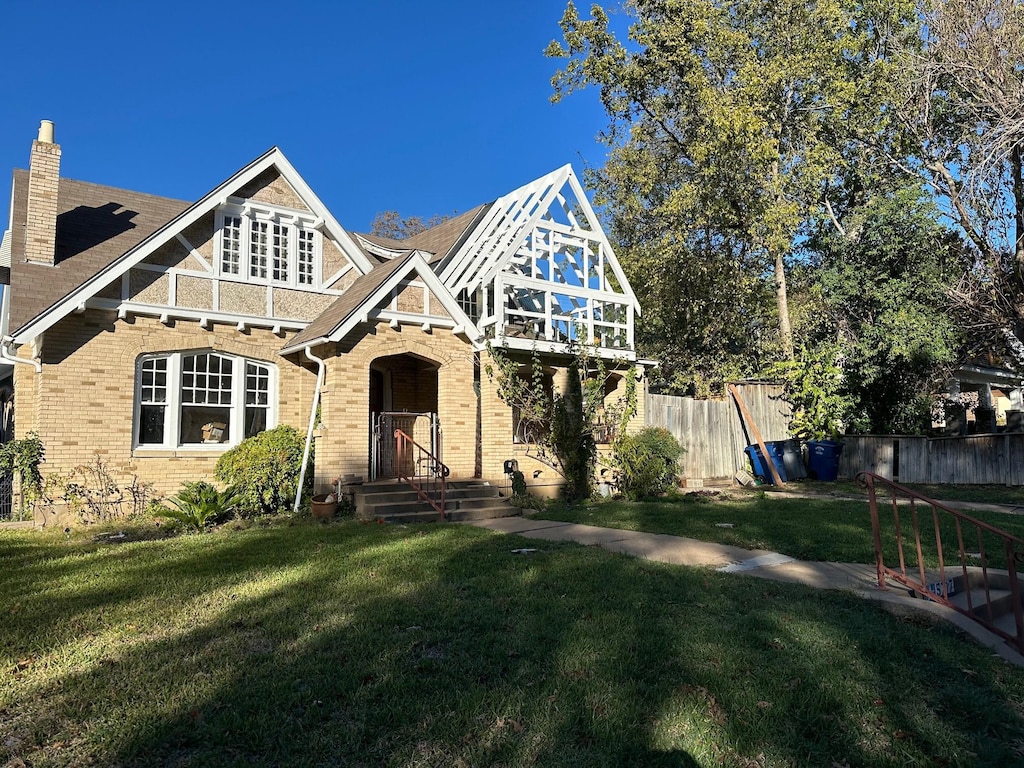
(293, 345, 326, 516)
(1, 337, 41, 373)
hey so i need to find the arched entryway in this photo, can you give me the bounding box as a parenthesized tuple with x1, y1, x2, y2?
(369, 352, 440, 479)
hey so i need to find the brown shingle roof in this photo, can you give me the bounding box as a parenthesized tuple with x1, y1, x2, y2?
(353, 205, 492, 265)
(404, 205, 490, 262)
(356, 233, 409, 251)
(284, 252, 417, 351)
(8, 169, 189, 333)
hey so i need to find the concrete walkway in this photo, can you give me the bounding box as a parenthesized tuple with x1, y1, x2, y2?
(464, 516, 1024, 667)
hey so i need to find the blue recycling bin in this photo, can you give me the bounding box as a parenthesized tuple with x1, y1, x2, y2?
(806, 440, 843, 481)
(745, 443, 788, 484)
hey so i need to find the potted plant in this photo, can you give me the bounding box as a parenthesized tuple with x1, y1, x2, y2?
(310, 482, 337, 520)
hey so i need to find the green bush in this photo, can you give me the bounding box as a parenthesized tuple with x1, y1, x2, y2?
(153, 481, 241, 532)
(551, 358, 597, 502)
(215, 426, 309, 516)
(612, 427, 684, 500)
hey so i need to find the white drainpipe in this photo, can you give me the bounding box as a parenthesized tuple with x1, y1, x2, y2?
(0, 337, 41, 373)
(293, 346, 326, 515)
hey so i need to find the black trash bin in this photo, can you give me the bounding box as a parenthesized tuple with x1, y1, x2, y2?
(780, 439, 807, 480)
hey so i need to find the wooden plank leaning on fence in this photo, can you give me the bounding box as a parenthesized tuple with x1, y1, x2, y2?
(728, 383, 785, 487)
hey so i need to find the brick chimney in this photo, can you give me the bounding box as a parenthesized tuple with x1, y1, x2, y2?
(25, 120, 61, 266)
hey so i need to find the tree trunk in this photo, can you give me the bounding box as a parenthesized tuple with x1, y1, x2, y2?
(1013, 143, 1024, 279)
(774, 247, 794, 359)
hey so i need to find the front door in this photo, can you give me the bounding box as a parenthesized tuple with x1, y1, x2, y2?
(372, 412, 440, 480)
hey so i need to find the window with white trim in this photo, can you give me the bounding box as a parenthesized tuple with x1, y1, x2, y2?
(135, 351, 276, 449)
(216, 201, 320, 288)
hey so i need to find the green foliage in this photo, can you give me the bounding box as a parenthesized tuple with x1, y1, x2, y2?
(551, 357, 597, 501)
(767, 343, 850, 441)
(215, 425, 309, 517)
(483, 344, 634, 505)
(485, 342, 637, 501)
(154, 481, 241, 532)
(548, 0, 918, 390)
(612, 427, 684, 500)
(787, 187, 962, 435)
(0, 432, 43, 516)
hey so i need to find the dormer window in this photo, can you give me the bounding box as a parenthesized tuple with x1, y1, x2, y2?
(216, 202, 319, 287)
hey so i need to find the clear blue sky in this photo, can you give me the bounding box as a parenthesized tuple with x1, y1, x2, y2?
(1, 0, 617, 233)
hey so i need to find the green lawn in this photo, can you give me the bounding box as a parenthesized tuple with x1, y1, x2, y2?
(786, 479, 1024, 506)
(540, 493, 1024, 565)
(2, 519, 1024, 767)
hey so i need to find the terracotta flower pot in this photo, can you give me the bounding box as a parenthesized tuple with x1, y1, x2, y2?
(311, 494, 337, 520)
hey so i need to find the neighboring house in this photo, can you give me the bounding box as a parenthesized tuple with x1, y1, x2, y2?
(937, 363, 1024, 433)
(0, 121, 646, 507)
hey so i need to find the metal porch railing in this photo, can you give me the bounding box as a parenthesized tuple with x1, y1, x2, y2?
(859, 471, 1024, 654)
(394, 429, 449, 521)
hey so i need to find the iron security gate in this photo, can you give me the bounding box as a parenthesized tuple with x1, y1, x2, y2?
(372, 412, 441, 480)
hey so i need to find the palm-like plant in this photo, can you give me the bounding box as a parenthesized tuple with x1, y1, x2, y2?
(153, 481, 241, 532)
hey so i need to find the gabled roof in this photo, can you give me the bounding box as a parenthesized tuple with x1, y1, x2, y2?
(404, 205, 491, 263)
(7, 170, 189, 333)
(10, 147, 375, 344)
(281, 251, 479, 355)
(352, 205, 492, 265)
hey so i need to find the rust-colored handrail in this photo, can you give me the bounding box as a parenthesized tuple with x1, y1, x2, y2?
(859, 471, 1024, 654)
(395, 429, 449, 521)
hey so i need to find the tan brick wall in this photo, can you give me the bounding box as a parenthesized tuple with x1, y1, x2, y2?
(476, 351, 648, 495)
(16, 311, 316, 500)
(314, 325, 477, 489)
(14, 309, 647, 511)
(25, 140, 61, 265)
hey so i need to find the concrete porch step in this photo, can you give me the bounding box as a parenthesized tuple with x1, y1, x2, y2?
(363, 495, 511, 519)
(377, 503, 522, 525)
(352, 483, 500, 507)
(351, 477, 516, 523)
(948, 587, 1016, 621)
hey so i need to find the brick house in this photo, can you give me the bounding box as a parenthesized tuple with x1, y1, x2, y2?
(1, 121, 646, 515)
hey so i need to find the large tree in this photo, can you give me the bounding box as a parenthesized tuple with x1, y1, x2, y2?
(885, 0, 1024, 366)
(784, 187, 964, 435)
(548, 0, 915, 392)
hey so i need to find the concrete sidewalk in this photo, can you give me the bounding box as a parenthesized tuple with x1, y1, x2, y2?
(464, 516, 1024, 666)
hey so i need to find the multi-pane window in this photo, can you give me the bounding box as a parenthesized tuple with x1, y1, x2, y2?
(250, 220, 270, 279)
(135, 351, 276, 448)
(217, 206, 319, 288)
(138, 357, 168, 445)
(297, 229, 315, 285)
(245, 362, 271, 438)
(272, 223, 289, 282)
(220, 215, 242, 275)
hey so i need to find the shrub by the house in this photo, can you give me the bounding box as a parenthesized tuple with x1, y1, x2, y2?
(612, 427, 683, 499)
(215, 425, 309, 516)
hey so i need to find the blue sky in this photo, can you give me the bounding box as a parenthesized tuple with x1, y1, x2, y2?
(1, 1, 619, 233)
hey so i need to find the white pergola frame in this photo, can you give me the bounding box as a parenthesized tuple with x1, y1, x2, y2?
(440, 165, 640, 361)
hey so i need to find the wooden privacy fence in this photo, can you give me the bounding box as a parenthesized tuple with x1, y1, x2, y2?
(840, 434, 1024, 486)
(646, 383, 793, 480)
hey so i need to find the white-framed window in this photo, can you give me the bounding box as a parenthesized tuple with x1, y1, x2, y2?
(221, 215, 242, 275)
(134, 350, 277, 449)
(216, 202, 320, 288)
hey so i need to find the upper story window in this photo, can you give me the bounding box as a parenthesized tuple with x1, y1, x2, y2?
(135, 350, 276, 450)
(216, 201, 319, 288)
